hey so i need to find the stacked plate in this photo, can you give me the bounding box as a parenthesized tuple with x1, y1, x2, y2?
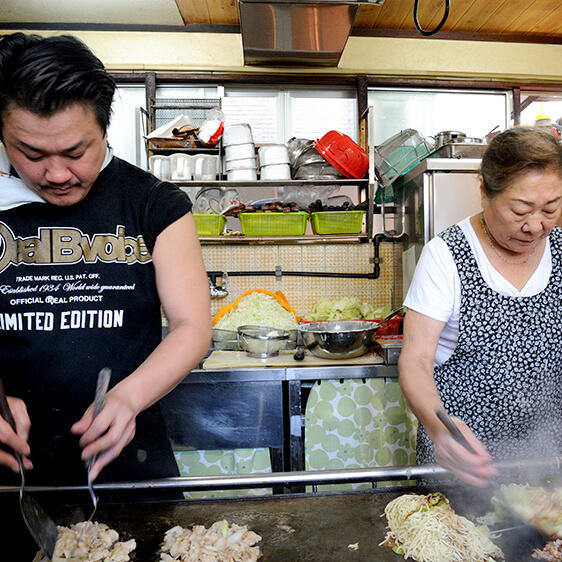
(223, 123, 257, 181)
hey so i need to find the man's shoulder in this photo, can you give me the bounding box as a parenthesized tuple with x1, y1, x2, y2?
(106, 156, 159, 186)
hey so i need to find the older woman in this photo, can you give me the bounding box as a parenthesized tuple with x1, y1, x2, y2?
(398, 127, 562, 487)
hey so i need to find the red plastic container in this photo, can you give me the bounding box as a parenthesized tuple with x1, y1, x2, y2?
(314, 130, 369, 179)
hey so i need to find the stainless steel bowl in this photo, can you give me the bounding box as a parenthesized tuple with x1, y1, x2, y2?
(238, 325, 290, 358)
(212, 328, 239, 351)
(297, 320, 378, 359)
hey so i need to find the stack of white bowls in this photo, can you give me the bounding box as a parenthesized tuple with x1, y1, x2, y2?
(258, 145, 291, 180)
(223, 123, 257, 181)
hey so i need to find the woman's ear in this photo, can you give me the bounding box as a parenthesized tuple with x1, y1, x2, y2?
(479, 177, 487, 206)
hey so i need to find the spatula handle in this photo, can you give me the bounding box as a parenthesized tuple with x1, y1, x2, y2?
(0, 379, 17, 432)
(436, 409, 477, 454)
(86, 368, 111, 473)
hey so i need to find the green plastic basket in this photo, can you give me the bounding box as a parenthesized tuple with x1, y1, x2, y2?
(310, 210, 366, 234)
(193, 214, 226, 236)
(239, 212, 308, 236)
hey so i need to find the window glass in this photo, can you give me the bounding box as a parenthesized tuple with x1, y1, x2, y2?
(223, 87, 357, 144)
(222, 93, 279, 144)
(520, 93, 562, 131)
(108, 86, 146, 168)
(289, 91, 357, 141)
(367, 88, 509, 145)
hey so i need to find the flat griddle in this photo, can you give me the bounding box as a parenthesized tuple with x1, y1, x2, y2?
(31, 485, 548, 561)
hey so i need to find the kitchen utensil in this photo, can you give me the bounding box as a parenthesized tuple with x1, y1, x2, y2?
(260, 163, 291, 180)
(258, 144, 290, 166)
(193, 154, 217, 181)
(435, 408, 551, 540)
(0, 380, 58, 558)
(293, 161, 343, 180)
(212, 327, 239, 350)
(83, 368, 111, 525)
(374, 129, 433, 187)
(433, 130, 467, 148)
(237, 325, 289, 357)
(223, 123, 253, 146)
(314, 130, 369, 179)
(148, 155, 171, 180)
(286, 137, 313, 165)
(227, 167, 257, 181)
(224, 156, 257, 171)
(224, 142, 256, 161)
(293, 329, 305, 360)
(297, 320, 379, 359)
(169, 153, 192, 180)
(297, 307, 404, 360)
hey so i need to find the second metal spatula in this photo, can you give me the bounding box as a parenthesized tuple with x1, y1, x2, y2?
(0, 379, 58, 558)
(84, 367, 111, 524)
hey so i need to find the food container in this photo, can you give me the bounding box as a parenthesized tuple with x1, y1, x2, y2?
(286, 138, 314, 165)
(212, 328, 239, 351)
(239, 212, 308, 236)
(297, 320, 379, 359)
(192, 214, 226, 236)
(223, 123, 253, 146)
(433, 130, 467, 148)
(293, 145, 326, 167)
(227, 168, 257, 181)
(310, 210, 366, 235)
(374, 336, 403, 365)
(193, 154, 217, 181)
(314, 130, 369, 179)
(225, 157, 258, 171)
(294, 161, 344, 180)
(148, 155, 171, 180)
(260, 163, 291, 180)
(258, 145, 290, 166)
(237, 325, 289, 357)
(224, 142, 256, 161)
(169, 153, 192, 180)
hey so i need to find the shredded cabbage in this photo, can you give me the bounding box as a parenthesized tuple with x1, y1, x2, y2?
(215, 292, 298, 331)
(306, 297, 389, 321)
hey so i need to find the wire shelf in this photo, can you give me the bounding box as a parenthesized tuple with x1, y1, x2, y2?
(149, 98, 221, 130)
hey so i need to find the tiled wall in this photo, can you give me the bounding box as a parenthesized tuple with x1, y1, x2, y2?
(203, 241, 403, 318)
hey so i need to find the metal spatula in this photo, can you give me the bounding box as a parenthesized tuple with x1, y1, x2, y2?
(0, 380, 58, 558)
(84, 367, 111, 523)
(435, 408, 550, 539)
(75, 367, 111, 549)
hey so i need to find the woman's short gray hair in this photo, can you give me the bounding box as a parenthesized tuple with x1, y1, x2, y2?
(480, 127, 562, 197)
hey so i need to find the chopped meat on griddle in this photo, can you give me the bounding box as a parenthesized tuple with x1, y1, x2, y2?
(532, 539, 562, 561)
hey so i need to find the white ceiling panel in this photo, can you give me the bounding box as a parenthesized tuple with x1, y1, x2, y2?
(0, 0, 184, 25)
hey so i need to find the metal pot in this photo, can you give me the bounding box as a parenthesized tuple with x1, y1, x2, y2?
(434, 130, 467, 148)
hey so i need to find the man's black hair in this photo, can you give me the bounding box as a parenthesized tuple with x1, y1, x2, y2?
(0, 33, 116, 135)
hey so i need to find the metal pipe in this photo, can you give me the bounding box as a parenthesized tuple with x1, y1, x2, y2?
(1, 457, 558, 494)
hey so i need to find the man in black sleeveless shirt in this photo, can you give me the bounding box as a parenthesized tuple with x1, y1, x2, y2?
(0, 32, 212, 553)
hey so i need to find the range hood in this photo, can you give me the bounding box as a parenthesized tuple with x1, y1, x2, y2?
(239, 0, 385, 67)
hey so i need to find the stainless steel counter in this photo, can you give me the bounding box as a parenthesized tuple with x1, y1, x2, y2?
(160, 363, 399, 477)
(185, 362, 398, 383)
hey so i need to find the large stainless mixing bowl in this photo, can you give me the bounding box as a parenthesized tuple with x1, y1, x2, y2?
(297, 320, 379, 359)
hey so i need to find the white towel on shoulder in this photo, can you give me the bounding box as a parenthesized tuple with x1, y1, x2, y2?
(0, 144, 46, 210)
(0, 144, 113, 211)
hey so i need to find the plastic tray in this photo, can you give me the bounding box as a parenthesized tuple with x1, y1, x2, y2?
(193, 213, 226, 236)
(239, 212, 308, 236)
(310, 210, 366, 234)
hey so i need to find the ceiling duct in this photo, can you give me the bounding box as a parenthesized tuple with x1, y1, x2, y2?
(239, 0, 385, 67)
